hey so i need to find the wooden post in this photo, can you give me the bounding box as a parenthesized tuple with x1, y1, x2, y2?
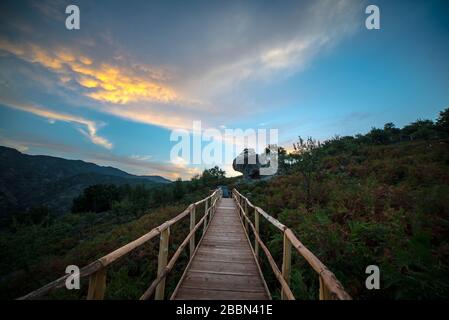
(254, 207, 259, 259)
(189, 205, 196, 259)
(155, 227, 170, 300)
(87, 268, 107, 300)
(202, 198, 209, 236)
(319, 276, 333, 300)
(210, 198, 214, 219)
(244, 201, 249, 232)
(281, 232, 292, 300)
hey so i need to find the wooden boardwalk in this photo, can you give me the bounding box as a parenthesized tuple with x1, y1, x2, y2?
(171, 198, 270, 300)
(21, 188, 351, 300)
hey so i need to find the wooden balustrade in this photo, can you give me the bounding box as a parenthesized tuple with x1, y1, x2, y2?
(18, 187, 351, 301)
(232, 188, 351, 301)
(254, 206, 260, 259)
(19, 189, 222, 300)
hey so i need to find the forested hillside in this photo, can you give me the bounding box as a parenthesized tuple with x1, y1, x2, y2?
(234, 108, 449, 299)
(0, 147, 170, 218)
(1, 109, 448, 300)
(0, 167, 229, 299)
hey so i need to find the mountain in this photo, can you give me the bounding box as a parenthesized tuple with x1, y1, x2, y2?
(0, 146, 171, 215)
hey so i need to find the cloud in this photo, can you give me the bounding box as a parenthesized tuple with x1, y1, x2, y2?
(0, 98, 112, 149)
(183, 0, 361, 97)
(0, 0, 361, 133)
(0, 38, 212, 131)
(0, 136, 29, 152)
(170, 155, 202, 178)
(130, 154, 152, 161)
(31, 0, 66, 22)
(0, 0, 365, 181)
(0, 39, 180, 105)
(86, 151, 200, 180)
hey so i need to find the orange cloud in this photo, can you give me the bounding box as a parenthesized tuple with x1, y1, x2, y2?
(0, 39, 179, 105)
(82, 65, 178, 104)
(78, 77, 99, 88)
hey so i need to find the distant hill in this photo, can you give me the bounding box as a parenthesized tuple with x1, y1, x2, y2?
(0, 146, 171, 215)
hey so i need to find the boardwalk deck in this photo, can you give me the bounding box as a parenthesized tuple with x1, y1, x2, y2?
(20, 188, 351, 300)
(172, 198, 270, 300)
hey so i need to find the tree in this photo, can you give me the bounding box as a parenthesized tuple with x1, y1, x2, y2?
(367, 127, 389, 144)
(173, 178, 186, 200)
(291, 136, 321, 210)
(436, 108, 449, 136)
(273, 146, 288, 174)
(190, 174, 201, 190)
(152, 187, 170, 206)
(402, 119, 436, 140)
(383, 122, 401, 142)
(11, 205, 54, 227)
(201, 166, 226, 186)
(71, 184, 120, 213)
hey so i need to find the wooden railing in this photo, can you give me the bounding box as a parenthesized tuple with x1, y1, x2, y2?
(232, 189, 351, 300)
(18, 189, 222, 300)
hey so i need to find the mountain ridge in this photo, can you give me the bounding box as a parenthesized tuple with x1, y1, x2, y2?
(0, 146, 171, 215)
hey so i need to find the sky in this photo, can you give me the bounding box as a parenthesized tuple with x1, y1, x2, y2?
(0, 0, 448, 180)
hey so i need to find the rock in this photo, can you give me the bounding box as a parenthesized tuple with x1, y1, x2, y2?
(232, 148, 261, 179)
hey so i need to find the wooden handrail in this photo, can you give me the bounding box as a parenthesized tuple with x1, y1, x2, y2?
(139, 208, 212, 300)
(19, 189, 222, 300)
(19, 187, 349, 301)
(235, 199, 295, 300)
(232, 188, 351, 300)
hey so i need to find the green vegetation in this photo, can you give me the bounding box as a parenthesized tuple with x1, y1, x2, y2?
(0, 166, 229, 299)
(234, 108, 449, 299)
(0, 146, 170, 217)
(1, 107, 448, 300)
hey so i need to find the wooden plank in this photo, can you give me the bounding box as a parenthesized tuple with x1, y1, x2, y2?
(202, 236, 247, 242)
(188, 269, 259, 277)
(189, 260, 259, 275)
(194, 253, 255, 263)
(175, 288, 268, 300)
(182, 273, 266, 292)
(172, 198, 270, 300)
(201, 241, 249, 249)
(194, 258, 257, 265)
(196, 248, 253, 257)
(202, 231, 245, 238)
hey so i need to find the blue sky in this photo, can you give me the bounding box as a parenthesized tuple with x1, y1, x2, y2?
(0, 0, 448, 179)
